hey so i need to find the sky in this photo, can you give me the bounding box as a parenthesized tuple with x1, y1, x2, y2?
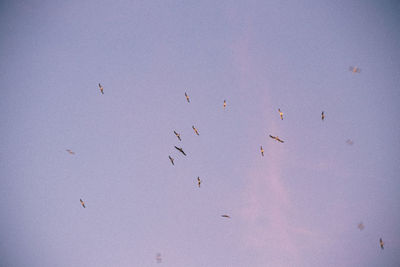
(0, 0, 399, 266)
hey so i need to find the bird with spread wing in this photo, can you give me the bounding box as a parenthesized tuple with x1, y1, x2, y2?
(192, 125, 199, 136)
(174, 146, 186, 156)
(269, 134, 284, 143)
(174, 131, 181, 141)
(185, 92, 190, 103)
(98, 83, 104, 94)
(80, 199, 86, 208)
(168, 155, 174, 166)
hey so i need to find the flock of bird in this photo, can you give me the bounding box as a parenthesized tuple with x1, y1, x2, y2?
(66, 66, 386, 264)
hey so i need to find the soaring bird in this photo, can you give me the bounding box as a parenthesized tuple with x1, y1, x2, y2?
(260, 146, 264, 156)
(278, 108, 283, 120)
(80, 198, 86, 208)
(174, 146, 186, 156)
(197, 177, 201, 188)
(174, 130, 181, 141)
(192, 125, 199, 136)
(380, 238, 384, 249)
(98, 83, 104, 94)
(168, 155, 174, 166)
(321, 111, 325, 121)
(66, 149, 75, 155)
(358, 222, 364, 230)
(156, 253, 162, 263)
(221, 214, 231, 218)
(185, 92, 190, 103)
(223, 100, 227, 109)
(269, 134, 284, 143)
(349, 66, 361, 73)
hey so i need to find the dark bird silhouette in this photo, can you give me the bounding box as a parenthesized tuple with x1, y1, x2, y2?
(223, 100, 227, 109)
(80, 198, 86, 208)
(66, 149, 75, 155)
(192, 125, 199, 136)
(321, 111, 325, 121)
(174, 146, 186, 156)
(278, 108, 283, 120)
(197, 177, 201, 188)
(174, 131, 181, 141)
(185, 92, 190, 103)
(269, 134, 284, 143)
(98, 83, 104, 94)
(358, 222, 364, 230)
(169, 155, 174, 165)
(221, 214, 231, 218)
(349, 66, 361, 73)
(380, 238, 384, 249)
(260, 146, 264, 156)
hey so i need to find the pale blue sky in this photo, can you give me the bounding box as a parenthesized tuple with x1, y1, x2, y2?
(1, 1, 399, 266)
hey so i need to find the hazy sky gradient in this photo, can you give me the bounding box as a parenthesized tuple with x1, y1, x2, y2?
(1, 1, 399, 266)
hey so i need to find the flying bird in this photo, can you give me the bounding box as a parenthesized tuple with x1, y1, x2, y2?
(278, 108, 283, 120)
(346, 139, 354, 145)
(185, 92, 190, 103)
(269, 134, 284, 143)
(174, 131, 181, 141)
(321, 111, 325, 121)
(260, 146, 264, 156)
(192, 125, 199, 136)
(80, 198, 86, 208)
(174, 146, 186, 156)
(156, 253, 162, 263)
(358, 222, 364, 230)
(98, 83, 104, 94)
(168, 155, 174, 166)
(66, 149, 75, 155)
(380, 238, 384, 249)
(223, 100, 227, 109)
(349, 66, 361, 73)
(221, 214, 231, 218)
(197, 177, 201, 188)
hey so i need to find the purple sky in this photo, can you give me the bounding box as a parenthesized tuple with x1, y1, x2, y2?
(1, 1, 399, 266)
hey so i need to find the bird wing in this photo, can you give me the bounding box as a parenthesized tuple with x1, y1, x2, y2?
(269, 135, 275, 139)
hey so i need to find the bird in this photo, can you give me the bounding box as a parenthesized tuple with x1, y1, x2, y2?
(174, 146, 186, 156)
(349, 66, 361, 73)
(66, 149, 75, 155)
(278, 108, 283, 120)
(80, 198, 86, 208)
(192, 125, 199, 135)
(98, 83, 104, 94)
(380, 238, 384, 249)
(156, 253, 162, 263)
(223, 100, 227, 109)
(269, 134, 284, 143)
(346, 139, 354, 145)
(185, 92, 190, 103)
(260, 146, 264, 156)
(168, 155, 174, 166)
(358, 222, 364, 230)
(197, 177, 201, 188)
(221, 214, 231, 218)
(321, 111, 325, 121)
(174, 130, 181, 141)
